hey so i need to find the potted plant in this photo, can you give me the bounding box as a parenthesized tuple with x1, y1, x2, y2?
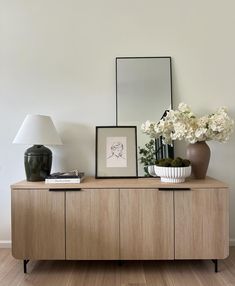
(138, 139, 157, 176)
(141, 103, 234, 179)
(154, 157, 191, 183)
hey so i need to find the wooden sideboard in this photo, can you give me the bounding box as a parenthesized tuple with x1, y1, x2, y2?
(11, 176, 229, 273)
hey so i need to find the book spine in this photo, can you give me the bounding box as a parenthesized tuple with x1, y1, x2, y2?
(45, 178, 82, 184)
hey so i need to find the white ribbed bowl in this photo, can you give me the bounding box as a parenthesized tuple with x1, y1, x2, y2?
(147, 165, 158, 177)
(154, 165, 191, 183)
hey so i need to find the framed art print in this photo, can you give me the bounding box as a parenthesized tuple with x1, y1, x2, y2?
(95, 126, 138, 178)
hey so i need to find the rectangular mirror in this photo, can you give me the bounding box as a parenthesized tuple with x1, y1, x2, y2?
(116, 56, 174, 176)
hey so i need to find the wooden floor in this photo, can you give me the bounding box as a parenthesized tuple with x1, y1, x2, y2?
(1, 248, 235, 286)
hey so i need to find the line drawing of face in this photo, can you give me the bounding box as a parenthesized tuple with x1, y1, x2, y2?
(106, 137, 127, 168)
(110, 142, 124, 158)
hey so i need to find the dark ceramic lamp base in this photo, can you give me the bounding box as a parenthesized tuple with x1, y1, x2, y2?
(24, 145, 52, 181)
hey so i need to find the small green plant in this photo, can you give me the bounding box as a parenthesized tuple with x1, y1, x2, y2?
(156, 157, 191, 167)
(139, 139, 155, 176)
(139, 139, 162, 176)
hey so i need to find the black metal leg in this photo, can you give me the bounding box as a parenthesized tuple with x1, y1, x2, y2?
(118, 260, 123, 266)
(23, 260, 29, 274)
(212, 259, 218, 272)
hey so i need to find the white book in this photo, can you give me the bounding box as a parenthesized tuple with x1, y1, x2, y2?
(45, 177, 84, 184)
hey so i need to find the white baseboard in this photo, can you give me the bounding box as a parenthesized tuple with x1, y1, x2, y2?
(0, 240, 12, 248)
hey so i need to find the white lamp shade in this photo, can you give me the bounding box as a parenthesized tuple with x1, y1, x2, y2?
(13, 114, 62, 145)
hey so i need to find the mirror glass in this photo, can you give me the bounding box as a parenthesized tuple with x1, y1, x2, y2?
(116, 57, 173, 176)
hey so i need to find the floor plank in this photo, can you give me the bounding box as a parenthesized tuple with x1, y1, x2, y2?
(1, 248, 235, 286)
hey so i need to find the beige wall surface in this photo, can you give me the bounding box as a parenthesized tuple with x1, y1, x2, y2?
(1, 0, 235, 245)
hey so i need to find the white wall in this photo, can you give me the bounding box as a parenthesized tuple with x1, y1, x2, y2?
(1, 0, 235, 245)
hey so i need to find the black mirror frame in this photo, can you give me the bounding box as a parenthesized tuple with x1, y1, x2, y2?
(115, 56, 174, 177)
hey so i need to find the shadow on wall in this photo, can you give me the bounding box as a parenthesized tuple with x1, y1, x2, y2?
(51, 122, 95, 175)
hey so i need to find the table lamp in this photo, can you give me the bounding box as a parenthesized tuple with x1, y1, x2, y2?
(13, 114, 62, 181)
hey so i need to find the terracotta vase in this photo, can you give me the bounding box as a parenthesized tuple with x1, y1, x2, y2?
(186, 141, 211, 179)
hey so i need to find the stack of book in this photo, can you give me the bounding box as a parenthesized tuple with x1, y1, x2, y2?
(45, 170, 85, 184)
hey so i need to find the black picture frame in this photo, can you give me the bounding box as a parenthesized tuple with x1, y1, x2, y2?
(95, 126, 138, 178)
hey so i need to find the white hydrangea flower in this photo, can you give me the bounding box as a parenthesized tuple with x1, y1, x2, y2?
(141, 102, 234, 144)
(178, 103, 191, 113)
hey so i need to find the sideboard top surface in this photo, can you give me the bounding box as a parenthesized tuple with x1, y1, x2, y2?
(11, 176, 228, 190)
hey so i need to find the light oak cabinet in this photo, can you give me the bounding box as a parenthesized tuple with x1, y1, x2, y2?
(11, 189, 65, 260)
(120, 189, 174, 259)
(175, 188, 229, 259)
(11, 177, 229, 267)
(66, 189, 119, 260)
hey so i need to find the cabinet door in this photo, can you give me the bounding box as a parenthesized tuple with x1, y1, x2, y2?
(120, 189, 174, 260)
(11, 189, 65, 260)
(175, 188, 229, 259)
(66, 189, 119, 260)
